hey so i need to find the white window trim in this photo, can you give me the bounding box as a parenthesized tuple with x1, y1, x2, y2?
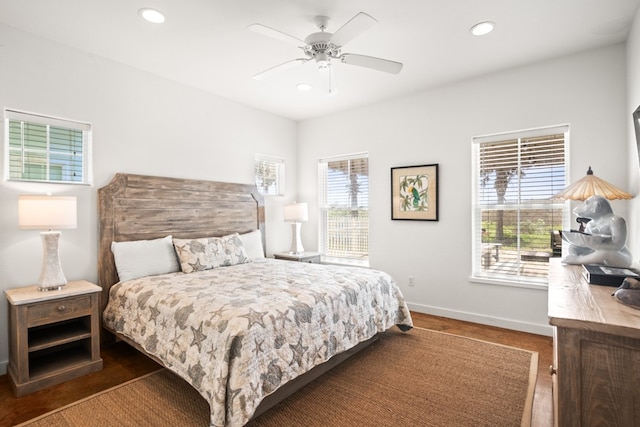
(4, 108, 92, 185)
(318, 152, 370, 267)
(470, 124, 570, 288)
(254, 153, 285, 196)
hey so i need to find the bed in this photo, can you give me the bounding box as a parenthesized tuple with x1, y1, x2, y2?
(98, 173, 413, 427)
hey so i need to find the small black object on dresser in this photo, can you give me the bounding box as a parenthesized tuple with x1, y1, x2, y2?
(582, 264, 640, 287)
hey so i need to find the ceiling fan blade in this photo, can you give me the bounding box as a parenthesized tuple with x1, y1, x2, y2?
(252, 58, 309, 80)
(330, 12, 377, 47)
(339, 53, 403, 74)
(248, 23, 305, 46)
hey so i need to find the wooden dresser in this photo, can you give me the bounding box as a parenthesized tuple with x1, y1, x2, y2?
(548, 260, 640, 427)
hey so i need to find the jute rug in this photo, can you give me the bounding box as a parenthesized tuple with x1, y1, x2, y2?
(18, 327, 538, 427)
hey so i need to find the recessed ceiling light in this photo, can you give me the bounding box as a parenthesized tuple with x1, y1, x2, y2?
(297, 83, 312, 91)
(470, 21, 495, 36)
(139, 8, 166, 24)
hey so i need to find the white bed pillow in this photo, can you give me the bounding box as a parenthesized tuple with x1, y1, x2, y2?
(239, 230, 265, 259)
(111, 235, 180, 282)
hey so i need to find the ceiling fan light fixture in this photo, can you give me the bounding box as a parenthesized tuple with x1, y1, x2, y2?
(470, 21, 495, 36)
(139, 8, 166, 24)
(249, 11, 403, 91)
(297, 83, 312, 91)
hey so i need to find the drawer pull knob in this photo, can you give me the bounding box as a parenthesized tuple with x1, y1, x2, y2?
(57, 305, 66, 311)
(549, 365, 557, 375)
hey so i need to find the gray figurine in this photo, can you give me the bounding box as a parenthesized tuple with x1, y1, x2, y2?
(561, 195, 632, 268)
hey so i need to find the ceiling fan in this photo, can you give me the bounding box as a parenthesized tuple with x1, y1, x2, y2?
(248, 12, 403, 91)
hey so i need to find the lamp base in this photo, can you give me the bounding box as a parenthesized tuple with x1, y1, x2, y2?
(289, 222, 304, 254)
(39, 231, 68, 292)
(38, 284, 66, 292)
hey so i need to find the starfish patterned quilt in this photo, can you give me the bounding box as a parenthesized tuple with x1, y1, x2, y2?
(103, 258, 412, 427)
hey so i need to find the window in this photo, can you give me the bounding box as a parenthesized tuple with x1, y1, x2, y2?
(5, 109, 91, 184)
(255, 154, 284, 196)
(472, 125, 568, 285)
(318, 153, 369, 266)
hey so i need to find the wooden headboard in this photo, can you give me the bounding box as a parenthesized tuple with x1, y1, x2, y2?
(98, 173, 265, 312)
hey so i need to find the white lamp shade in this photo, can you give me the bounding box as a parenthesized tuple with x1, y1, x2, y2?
(19, 196, 77, 230)
(283, 202, 308, 222)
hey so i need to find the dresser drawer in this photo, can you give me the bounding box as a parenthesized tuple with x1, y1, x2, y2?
(27, 296, 92, 326)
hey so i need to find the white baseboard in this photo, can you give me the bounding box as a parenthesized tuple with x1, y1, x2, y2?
(0, 359, 7, 376)
(407, 302, 553, 337)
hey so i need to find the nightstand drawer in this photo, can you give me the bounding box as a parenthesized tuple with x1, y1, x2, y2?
(27, 296, 91, 326)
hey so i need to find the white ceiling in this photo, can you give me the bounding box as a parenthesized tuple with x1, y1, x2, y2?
(1, 0, 639, 121)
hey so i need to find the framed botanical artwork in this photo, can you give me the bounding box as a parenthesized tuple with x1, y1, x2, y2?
(391, 164, 439, 221)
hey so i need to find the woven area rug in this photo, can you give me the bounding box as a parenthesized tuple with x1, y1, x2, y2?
(18, 327, 538, 427)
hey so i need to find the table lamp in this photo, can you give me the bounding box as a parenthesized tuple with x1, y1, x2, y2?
(552, 166, 632, 201)
(283, 202, 308, 254)
(553, 166, 632, 231)
(18, 195, 77, 291)
(552, 167, 633, 267)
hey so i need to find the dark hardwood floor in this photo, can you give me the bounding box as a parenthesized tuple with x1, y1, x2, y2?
(0, 341, 161, 426)
(0, 312, 553, 426)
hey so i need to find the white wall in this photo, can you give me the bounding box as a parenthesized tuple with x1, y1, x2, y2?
(0, 19, 634, 376)
(298, 44, 629, 335)
(0, 24, 298, 374)
(627, 8, 640, 260)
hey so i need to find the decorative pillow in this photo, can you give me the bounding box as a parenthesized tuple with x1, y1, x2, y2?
(111, 235, 180, 282)
(173, 233, 249, 273)
(238, 229, 265, 259)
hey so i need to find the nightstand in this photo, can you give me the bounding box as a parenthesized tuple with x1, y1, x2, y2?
(5, 280, 103, 396)
(274, 251, 322, 263)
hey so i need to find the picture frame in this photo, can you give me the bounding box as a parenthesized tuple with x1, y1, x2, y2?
(391, 163, 439, 221)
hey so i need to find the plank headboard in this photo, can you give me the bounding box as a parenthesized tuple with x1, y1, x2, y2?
(98, 173, 265, 313)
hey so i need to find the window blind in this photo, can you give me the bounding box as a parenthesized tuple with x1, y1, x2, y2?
(318, 153, 369, 265)
(255, 154, 284, 196)
(472, 126, 568, 284)
(6, 109, 91, 184)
